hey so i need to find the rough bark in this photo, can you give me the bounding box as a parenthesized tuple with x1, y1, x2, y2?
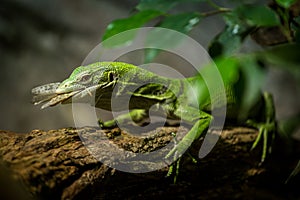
(0, 126, 299, 199)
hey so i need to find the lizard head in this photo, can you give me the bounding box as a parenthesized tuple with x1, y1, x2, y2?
(55, 62, 121, 94)
(32, 62, 136, 109)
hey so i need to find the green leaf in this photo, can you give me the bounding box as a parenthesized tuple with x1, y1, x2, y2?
(234, 5, 280, 26)
(260, 43, 300, 81)
(214, 57, 240, 84)
(208, 56, 264, 118)
(159, 12, 201, 32)
(136, 0, 206, 12)
(193, 56, 265, 116)
(279, 113, 300, 138)
(208, 27, 242, 58)
(208, 5, 278, 58)
(209, 13, 250, 58)
(275, 0, 298, 8)
(262, 43, 300, 67)
(144, 12, 202, 62)
(237, 56, 265, 116)
(102, 10, 162, 46)
(144, 48, 160, 63)
(193, 57, 240, 110)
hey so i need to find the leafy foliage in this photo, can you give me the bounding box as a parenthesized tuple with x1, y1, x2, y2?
(102, 0, 299, 110)
(275, 0, 298, 8)
(209, 5, 280, 57)
(102, 10, 163, 44)
(234, 5, 280, 26)
(208, 11, 251, 58)
(102, 0, 300, 181)
(144, 12, 201, 62)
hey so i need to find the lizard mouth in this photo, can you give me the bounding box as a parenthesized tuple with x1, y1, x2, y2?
(31, 82, 81, 109)
(32, 82, 110, 109)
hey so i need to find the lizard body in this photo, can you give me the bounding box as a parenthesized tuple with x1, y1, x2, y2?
(32, 61, 276, 169)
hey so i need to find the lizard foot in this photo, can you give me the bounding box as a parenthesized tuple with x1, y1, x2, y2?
(165, 118, 210, 183)
(98, 119, 117, 128)
(248, 119, 276, 163)
(247, 92, 277, 163)
(166, 158, 181, 183)
(98, 109, 148, 128)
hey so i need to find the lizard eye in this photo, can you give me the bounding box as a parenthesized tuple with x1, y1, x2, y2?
(108, 72, 117, 82)
(80, 74, 91, 82)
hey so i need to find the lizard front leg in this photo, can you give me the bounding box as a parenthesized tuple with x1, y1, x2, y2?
(166, 105, 212, 158)
(165, 113, 212, 159)
(99, 109, 148, 128)
(165, 106, 212, 181)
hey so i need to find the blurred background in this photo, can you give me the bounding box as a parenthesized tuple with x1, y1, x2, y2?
(0, 0, 299, 133)
(1, 0, 136, 132)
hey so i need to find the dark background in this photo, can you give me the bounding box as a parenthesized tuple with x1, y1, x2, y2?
(0, 0, 299, 135)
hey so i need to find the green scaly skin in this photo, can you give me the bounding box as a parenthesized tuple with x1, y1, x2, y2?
(32, 61, 276, 179)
